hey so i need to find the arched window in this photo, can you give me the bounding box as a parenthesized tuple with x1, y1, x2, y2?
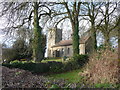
(49, 50, 51, 55)
(62, 48, 64, 54)
(67, 48, 70, 54)
(53, 51, 55, 57)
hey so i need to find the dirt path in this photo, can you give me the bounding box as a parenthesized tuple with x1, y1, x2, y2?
(2, 66, 68, 88)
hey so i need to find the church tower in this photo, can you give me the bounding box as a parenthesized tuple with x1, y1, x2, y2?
(47, 28, 62, 57)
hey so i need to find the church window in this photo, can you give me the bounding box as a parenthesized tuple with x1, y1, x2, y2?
(68, 48, 70, 54)
(62, 48, 64, 54)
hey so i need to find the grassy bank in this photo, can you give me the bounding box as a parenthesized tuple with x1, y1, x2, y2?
(47, 69, 83, 83)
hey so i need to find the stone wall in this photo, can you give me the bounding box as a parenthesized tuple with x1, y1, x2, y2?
(47, 28, 62, 57)
(49, 45, 73, 57)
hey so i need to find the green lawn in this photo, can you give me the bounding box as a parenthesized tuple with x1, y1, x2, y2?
(43, 58, 84, 83)
(41, 59, 62, 63)
(47, 69, 83, 83)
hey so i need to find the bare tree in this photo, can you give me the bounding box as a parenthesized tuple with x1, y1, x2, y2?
(98, 2, 118, 48)
(118, 16, 120, 60)
(117, 2, 120, 60)
(82, 2, 103, 52)
(50, 2, 82, 56)
(0, 2, 51, 62)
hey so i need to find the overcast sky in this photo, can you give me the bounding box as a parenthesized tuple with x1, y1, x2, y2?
(0, 1, 119, 47)
(0, 16, 7, 44)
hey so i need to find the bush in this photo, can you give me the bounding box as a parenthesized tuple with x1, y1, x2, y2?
(44, 57, 61, 60)
(80, 49, 120, 84)
(33, 63, 49, 73)
(63, 59, 79, 71)
(3, 54, 89, 74)
(3, 61, 49, 73)
(10, 60, 20, 64)
(72, 54, 89, 66)
(48, 61, 63, 73)
(2, 48, 17, 63)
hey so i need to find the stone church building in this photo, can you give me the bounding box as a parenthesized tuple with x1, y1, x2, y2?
(47, 28, 92, 58)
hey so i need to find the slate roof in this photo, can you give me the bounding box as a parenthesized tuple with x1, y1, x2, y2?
(51, 33, 91, 48)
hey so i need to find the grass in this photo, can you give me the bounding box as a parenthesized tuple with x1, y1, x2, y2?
(47, 69, 83, 83)
(41, 59, 62, 63)
(42, 58, 83, 83)
(94, 83, 120, 88)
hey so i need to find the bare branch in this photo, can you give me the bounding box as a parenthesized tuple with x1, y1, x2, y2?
(64, 2, 73, 22)
(55, 16, 69, 27)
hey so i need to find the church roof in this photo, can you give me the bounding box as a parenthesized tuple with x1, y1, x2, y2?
(51, 33, 91, 48)
(51, 40, 72, 48)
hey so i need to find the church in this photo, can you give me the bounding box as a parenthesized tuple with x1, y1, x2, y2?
(47, 28, 92, 58)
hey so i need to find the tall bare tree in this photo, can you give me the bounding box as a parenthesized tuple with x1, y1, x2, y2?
(98, 2, 118, 48)
(117, 2, 120, 60)
(117, 16, 120, 60)
(0, 2, 51, 62)
(51, 2, 82, 56)
(82, 2, 103, 52)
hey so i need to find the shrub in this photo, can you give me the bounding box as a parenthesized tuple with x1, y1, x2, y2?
(72, 54, 89, 66)
(63, 59, 79, 71)
(20, 59, 27, 61)
(33, 63, 49, 73)
(62, 56, 68, 61)
(10, 60, 20, 64)
(3, 54, 89, 74)
(44, 57, 61, 60)
(2, 48, 17, 63)
(48, 61, 63, 73)
(21, 62, 36, 71)
(48, 54, 89, 73)
(80, 49, 120, 84)
(3, 61, 49, 73)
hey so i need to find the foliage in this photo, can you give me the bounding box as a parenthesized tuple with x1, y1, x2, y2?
(0, 2, 51, 62)
(63, 59, 79, 71)
(3, 61, 49, 73)
(2, 48, 17, 63)
(49, 84, 60, 89)
(72, 54, 89, 66)
(2, 34, 46, 63)
(48, 58, 82, 73)
(48, 61, 63, 73)
(41, 59, 62, 63)
(12, 39, 28, 59)
(47, 54, 89, 73)
(80, 49, 120, 84)
(97, 44, 106, 50)
(2, 39, 31, 63)
(2, 60, 75, 74)
(10, 60, 21, 64)
(62, 56, 68, 61)
(3, 54, 89, 74)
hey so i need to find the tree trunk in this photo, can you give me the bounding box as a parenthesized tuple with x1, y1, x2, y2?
(104, 34, 111, 49)
(117, 16, 120, 83)
(91, 24, 97, 53)
(118, 23, 120, 60)
(64, 2, 80, 56)
(72, 18, 79, 56)
(32, 2, 43, 62)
